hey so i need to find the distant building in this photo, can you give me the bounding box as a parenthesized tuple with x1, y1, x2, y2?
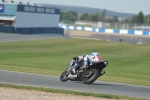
(0, 0, 63, 35)
(0, 1, 60, 28)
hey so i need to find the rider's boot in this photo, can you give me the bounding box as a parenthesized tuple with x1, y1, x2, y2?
(82, 65, 88, 69)
(71, 69, 76, 74)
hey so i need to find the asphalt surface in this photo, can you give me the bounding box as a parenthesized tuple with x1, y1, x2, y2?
(72, 33, 150, 44)
(0, 33, 150, 44)
(0, 70, 150, 99)
(91, 34, 150, 43)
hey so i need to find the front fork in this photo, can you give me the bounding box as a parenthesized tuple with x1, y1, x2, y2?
(66, 68, 71, 74)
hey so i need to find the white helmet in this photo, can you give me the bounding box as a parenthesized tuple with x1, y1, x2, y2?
(91, 51, 99, 56)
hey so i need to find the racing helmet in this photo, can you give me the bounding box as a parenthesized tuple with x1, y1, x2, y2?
(91, 51, 100, 56)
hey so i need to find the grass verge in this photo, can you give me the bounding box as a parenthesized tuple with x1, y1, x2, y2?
(0, 38, 150, 86)
(0, 83, 147, 100)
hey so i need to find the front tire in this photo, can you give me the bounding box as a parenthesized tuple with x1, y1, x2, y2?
(82, 68, 99, 84)
(60, 70, 69, 82)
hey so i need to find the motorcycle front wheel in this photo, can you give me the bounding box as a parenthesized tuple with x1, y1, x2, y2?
(82, 68, 99, 84)
(60, 70, 69, 82)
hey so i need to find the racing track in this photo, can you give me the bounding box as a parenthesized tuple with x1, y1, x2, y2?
(0, 33, 150, 99)
(0, 70, 150, 99)
(70, 30, 150, 44)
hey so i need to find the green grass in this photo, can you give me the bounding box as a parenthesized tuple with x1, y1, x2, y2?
(0, 83, 147, 100)
(0, 38, 150, 86)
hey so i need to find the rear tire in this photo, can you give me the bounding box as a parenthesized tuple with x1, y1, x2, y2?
(60, 70, 69, 82)
(82, 68, 99, 84)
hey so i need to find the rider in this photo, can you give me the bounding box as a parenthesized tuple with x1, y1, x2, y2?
(70, 51, 102, 74)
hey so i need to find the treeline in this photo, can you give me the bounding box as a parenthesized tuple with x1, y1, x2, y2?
(60, 10, 150, 25)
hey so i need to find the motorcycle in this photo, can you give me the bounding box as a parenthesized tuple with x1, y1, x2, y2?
(60, 56, 108, 84)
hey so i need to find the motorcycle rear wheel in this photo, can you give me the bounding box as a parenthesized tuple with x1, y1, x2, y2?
(82, 68, 99, 84)
(60, 70, 69, 82)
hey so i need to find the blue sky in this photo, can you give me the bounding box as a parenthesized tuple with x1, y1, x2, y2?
(14, 0, 150, 14)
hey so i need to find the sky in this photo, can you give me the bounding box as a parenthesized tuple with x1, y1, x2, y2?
(14, 0, 150, 15)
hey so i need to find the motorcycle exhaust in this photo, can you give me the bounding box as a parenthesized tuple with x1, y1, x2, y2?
(68, 74, 78, 79)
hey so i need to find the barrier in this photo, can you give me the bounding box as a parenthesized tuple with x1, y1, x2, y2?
(0, 23, 64, 35)
(3, 26, 14, 33)
(0, 23, 4, 32)
(32, 28, 41, 34)
(143, 31, 149, 36)
(56, 28, 64, 35)
(59, 25, 150, 36)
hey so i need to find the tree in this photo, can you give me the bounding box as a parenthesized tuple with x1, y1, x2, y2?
(89, 14, 99, 21)
(107, 17, 112, 23)
(112, 16, 118, 23)
(130, 15, 137, 24)
(136, 11, 144, 24)
(68, 11, 78, 21)
(145, 14, 150, 25)
(61, 11, 78, 22)
(100, 9, 107, 22)
(80, 13, 89, 20)
(94, 9, 100, 21)
(60, 11, 66, 21)
(124, 18, 131, 24)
